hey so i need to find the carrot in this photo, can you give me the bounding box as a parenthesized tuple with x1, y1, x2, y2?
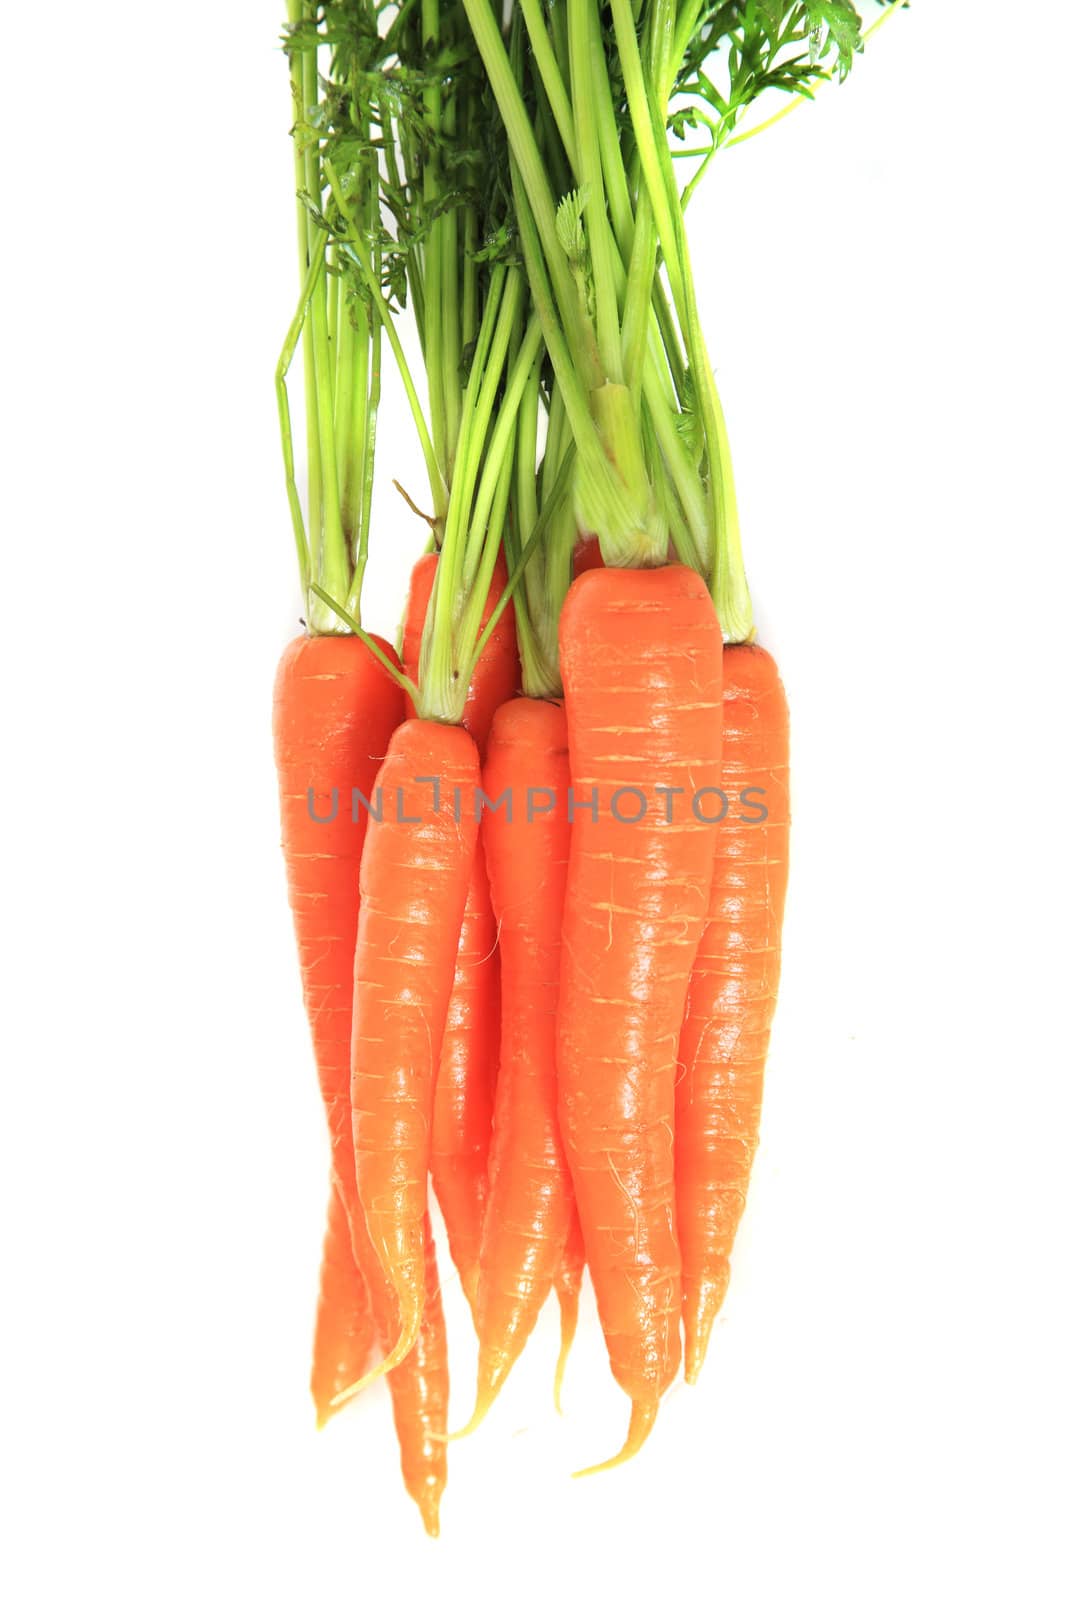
(401, 550, 516, 1310)
(350, 717, 481, 1373)
(274, 631, 452, 1518)
(466, 696, 576, 1424)
(676, 642, 789, 1381)
(428, 841, 500, 1312)
(556, 564, 723, 1470)
(347, 1199, 450, 1536)
(311, 1181, 376, 1426)
(272, 631, 404, 1401)
(273, 633, 404, 1200)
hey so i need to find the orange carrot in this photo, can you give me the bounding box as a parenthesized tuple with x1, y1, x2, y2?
(427, 841, 500, 1311)
(347, 1200, 449, 1536)
(311, 1181, 376, 1426)
(402, 552, 516, 1310)
(676, 643, 790, 1381)
(556, 564, 723, 1469)
(273, 633, 404, 1205)
(272, 631, 403, 1403)
(468, 696, 576, 1422)
(351, 717, 481, 1371)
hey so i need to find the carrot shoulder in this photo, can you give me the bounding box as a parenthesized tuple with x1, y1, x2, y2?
(676, 642, 789, 1381)
(556, 565, 723, 1467)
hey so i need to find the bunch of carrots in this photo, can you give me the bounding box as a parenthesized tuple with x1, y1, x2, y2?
(272, 0, 903, 1535)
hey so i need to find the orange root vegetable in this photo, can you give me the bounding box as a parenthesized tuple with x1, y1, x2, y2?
(429, 840, 500, 1313)
(401, 552, 517, 1310)
(272, 631, 404, 1408)
(311, 1182, 376, 1426)
(273, 633, 405, 1206)
(469, 697, 576, 1425)
(556, 565, 723, 1468)
(351, 719, 481, 1375)
(343, 1200, 449, 1537)
(676, 643, 790, 1382)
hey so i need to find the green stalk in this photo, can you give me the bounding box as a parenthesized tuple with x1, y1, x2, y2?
(421, 0, 448, 469)
(301, 39, 348, 625)
(606, 0, 751, 634)
(335, 281, 361, 534)
(510, 164, 635, 557)
(349, 248, 382, 620)
(462, 0, 589, 380)
(514, 359, 544, 627)
(420, 275, 530, 717)
(442, 266, 513, 573)
(287, 3, 323, 604)
(569, 0, 623, 382)
(275, 234, 328, 601)
(461, 315, 543, 592)
(453, 431, 518, 678)
(518, 0, 577, 171)
(342, 229, 448, 522)
(440, 82, 462, 473)
(462, 205, 477, 355)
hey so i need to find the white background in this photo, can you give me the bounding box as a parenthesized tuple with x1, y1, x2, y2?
(3, 2, 1065, 1596)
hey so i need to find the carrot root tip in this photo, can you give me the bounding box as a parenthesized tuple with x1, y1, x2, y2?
(446, 1389, 494, 1443)
(329, 1310, 420, 1408)
(683, 1267, 729, 1384)
(447, 1355, 510, 1441)
(416, 1480, 444, 1539)
(572, 1400, 658, 1479)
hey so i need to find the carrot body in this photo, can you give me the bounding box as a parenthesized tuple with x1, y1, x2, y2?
(473, 697, 576, 1418)
(351, 717, 481, 1364)
(311, 1182, 376, 1425)
(676, 643, 789, 1381)
(428, 842, 500, 1311)
(401, 552, 517, 1309)
(556, 565, 723, 1466)
(272, 632, 404, 1411)
(273, 633, 404, 1207)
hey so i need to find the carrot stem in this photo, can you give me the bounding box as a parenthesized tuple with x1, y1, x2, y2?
(309, 586, 420, 702)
